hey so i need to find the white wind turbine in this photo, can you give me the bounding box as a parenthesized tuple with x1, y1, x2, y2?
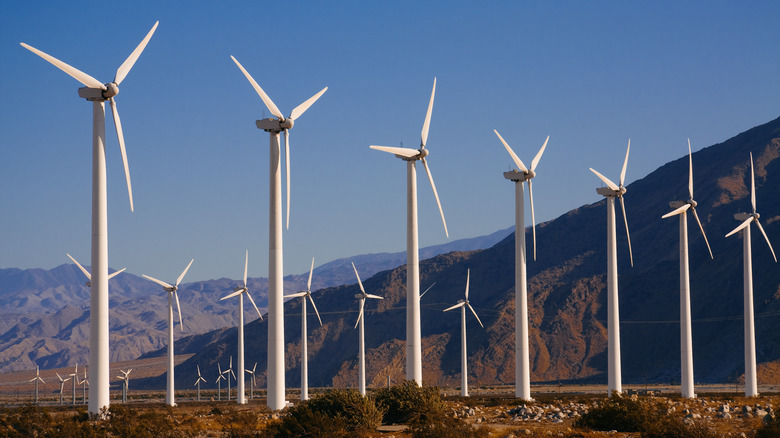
(142, 258, 194, 406)
(194, 365, 206, 401)
(494, 130, 549, 401)
(245, 362, 257, 400)
(222, 356, 237, 401)
(352, 262, 384, 396)
(284, 258, 323, 400)
(80, 367, 88, 405)
(661, 140, 713, 399)
(21, 22, 158, 415)
(221, 252, 263, 405)
(230, 55, 327, 410)
(370, 78, 448, 385)
(443, 269, 484, 397)
(117, 369, 132, 403)
(57, 372, 71, 405)
(69, 364, 79, 405)
(725, 152, 777, 397)
(67, 254, 126, 286)
(29, 366, 44, 404)
(589, 140, 634, 395)
(215, 363, 226, 401)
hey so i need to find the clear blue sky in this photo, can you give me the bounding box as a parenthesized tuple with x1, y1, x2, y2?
(1, 1, 778, 282)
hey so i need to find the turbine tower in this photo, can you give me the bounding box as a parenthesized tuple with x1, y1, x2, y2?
(352, 262, 384, 396)
(284, 258, 323, 400)
(661, 140, 713, 399)
(29, 366, 44, 404)
(215, 363, 226, 401)
(57, 373, 71, 405)
(589, 140, 634, 395)
(142, 258, 194, 406)
(370, 78, 448, 385)
(118, 369, 132, 403)
(443, 269, 484, 397)
(69, 364, 79, 405)
(21, 22, 158, 415)
(725, 152, 777, 397)
(194, 365, 206, 401)
(221, 251, 264, 404)
(494, 130, 549, 400)
(230, 56, 327, 410)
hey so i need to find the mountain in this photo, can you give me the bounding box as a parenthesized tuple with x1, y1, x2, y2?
(0, 229, 512, 374)
(156, 116, 780, 391)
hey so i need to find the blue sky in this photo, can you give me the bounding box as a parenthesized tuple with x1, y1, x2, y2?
(1, 1, 778, 282)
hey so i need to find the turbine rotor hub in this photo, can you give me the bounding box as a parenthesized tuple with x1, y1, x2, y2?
(102, 82, 119, 99)
(418, 148, 429, 158)
(688, 199, 697, 208)
(280, 118, 294, 129)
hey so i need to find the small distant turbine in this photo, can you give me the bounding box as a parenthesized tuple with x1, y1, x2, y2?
(142, 258, 194, 406)
(194, 365, 206, 402)
(67, 254, 126, 287)
(57, 372, 71, 405)
(222, 356, 237, 401)
(215, 363, 226, 401)
(443, 269, 484, 397)
(29, 366, 44, 404)
(494, 129, 548, 401)
(245, 362, 257, 400)
(589, 140, 634, 395)
(284, 258, 323, 400)
(80, 367, 88, 405)
(352, 262, 384, 396)
(221, 251, 263, 404)
(117, 369, 132, 403)
(725, 153, 777, 397)
(69, 363, 79, 406)
(661, 140, 713, 399)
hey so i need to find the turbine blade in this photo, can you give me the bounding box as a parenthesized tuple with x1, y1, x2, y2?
(66, 253, 91, 280)
(351, 262, 366, 294)
(220, 290, 243, 301)
(619, 196, 634, 267)
(174, 290, 184, 331)
(308, 295, 323, 326)
(285, 128, 290, 230)
(307, 257, 314, 291)
(366, 294, 384, 300)
(176, 259, 194, 287)
(109, 98, 134, 212)
(20, 43, 104, 89)
(528, 178, 537, 261)
(246, 291, 263, 320)
(420, 77, 436, 147)
(197, 365, 201, 377)
(725, 217, 753, 238)
(253, 362, 257, 373)
(755, 220, 777, 263)
(620, 139, 630, 187)
(229, 55, 282, 119)
(354, 298, 365, 329)
(369, 145, 419, 158)
(420, 282, 436, 299)
(443, 302, 465, 312)
(142, 274, 173, 289)
(661, 203, 690, 219)
(530, 135, 549, 172)
(422, 158, 449, 238)
(284, 292, 308, 298)
(468, 303, 484, 328)
(589, 168, 619, 191)
(688, 139, 694, 199)
(243, 250, 248, 287)
(690, 207, 714, 259)
(290, 87, 328, 120)
(493, 129, 528, 172)
(750, 152, 756, 213)
(107, 268, 126, 280)
(464, 269, 470, 299)
(114, 21, 159, 85)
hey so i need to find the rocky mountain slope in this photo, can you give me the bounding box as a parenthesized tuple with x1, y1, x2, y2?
(156, 116, 780, 391)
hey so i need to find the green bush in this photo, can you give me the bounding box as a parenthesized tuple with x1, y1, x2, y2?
(575, 393, 663, 432)
(374, 380, 446, 425)
(267, 389, 383, 436)
(0, 405, 54, 437)
(264, 405, 350, 438)
(410, 415, 489, 438)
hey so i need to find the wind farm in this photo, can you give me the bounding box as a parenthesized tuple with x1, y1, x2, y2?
(3, 2, 780, 436)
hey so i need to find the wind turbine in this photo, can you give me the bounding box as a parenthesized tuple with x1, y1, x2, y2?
(194, 365, 206, 401)
(221, 251, 263, 404)
(69, 364, 79, 405)
(494, 130, 549, 401)
(589, 139, 634, 395)
(370, 78, 448, 385)
(81, 367, 88, 404)
(230, 55, 327, 410)
(352, 262, 384, 396)
(57, 373, 71, 405)
(222, 357, 237, 401)
(661, 140, 713, 399)
(216, 363, 226, 401)
(284, 258, 323, 400)
(21, 22, 159, 415)
(245, 362, 257, 400)
(29, 366, 44, 404)
(118, 369, 132, 403)
(443, 269, 484, 397)
(142, 258, 194, 406)
(67, 254, 126, 286)
(725, 152, 777, 397)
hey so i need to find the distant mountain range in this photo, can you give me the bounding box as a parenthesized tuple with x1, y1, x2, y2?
(143, 115, 780, 392)
(0, 227, 512, 374)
